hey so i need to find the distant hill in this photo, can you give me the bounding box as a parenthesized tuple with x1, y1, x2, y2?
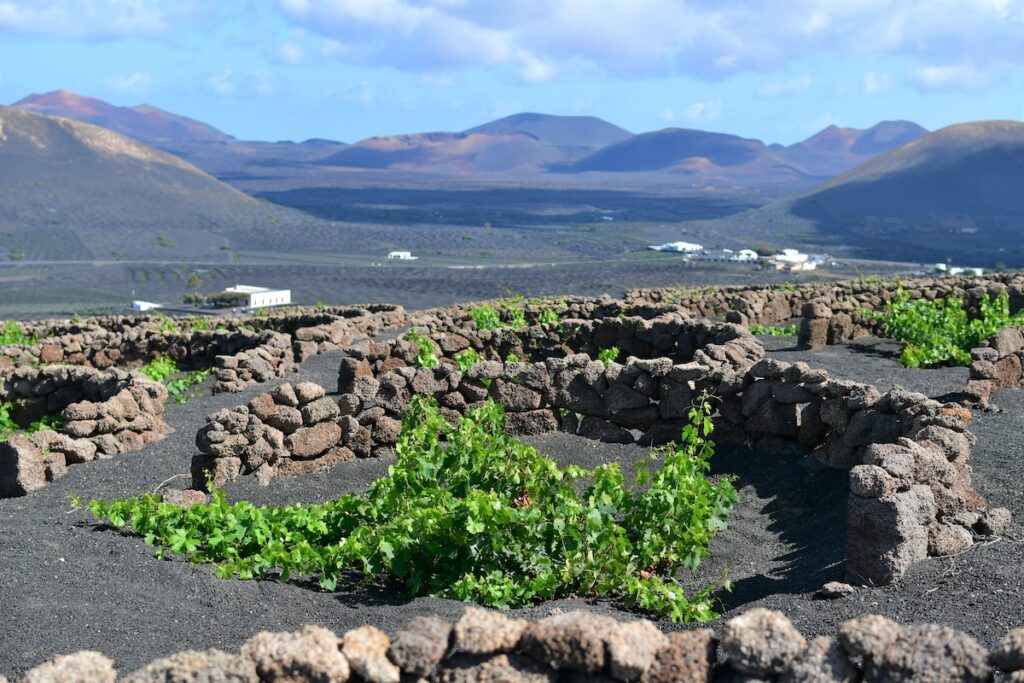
(317, 131, 566, 173)
(464, 113, 632, 148)
(0, 105, 330, 262)
(13, 90, 232, 144)
(555, 128, 811, 186)
(779, 121, 928, 176)
(711, 121, 1024, 266)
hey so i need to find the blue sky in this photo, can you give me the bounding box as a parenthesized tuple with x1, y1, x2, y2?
(1, 0, 1022, 144)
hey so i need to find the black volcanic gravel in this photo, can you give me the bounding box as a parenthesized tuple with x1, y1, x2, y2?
(1, 339, 1022, 677)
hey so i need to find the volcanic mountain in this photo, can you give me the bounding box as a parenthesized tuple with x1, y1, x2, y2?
(0, 105, 319, 261)
(464, 112, 632, 148)
(778, 120, 929, 176)
(13, 90, 232, 144)
(714, 121, 1024, 266)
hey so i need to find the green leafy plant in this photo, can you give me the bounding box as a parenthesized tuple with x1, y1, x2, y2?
(0, 320, 35, 346)
(598, 346, 620, 366)
(0, 401, 64, 439)
(155, 314, 181, 334)
(454, 347, 481, 372)
(80, 394, 735, 622)
(867, 289, 1024, 368)
(749, 324, 798, 337)
(138, 356, 212, 403)
(404, 331, 439, 369)
(505, 352, 520, 363)
(186, 315, 212, 332)
(470, 305, 503, 331)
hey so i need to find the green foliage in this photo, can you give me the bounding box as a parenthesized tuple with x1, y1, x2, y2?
(598, 346, 620, 366)
(749, 324, 798, 337)
(155, 313, 181, 334)
(868, 289, 1024, 368)
(404, 331, 439, 369)
(454, 347, 481, 372)
(186, 315, 212, 332)
(0, 401, 63, 439)
(505, 352, 520, 363)
(139, 356, 178, 383)
(80, 395, 735, 622)
(470, 304, 503, 331)
(537, 307, 560, 325)
(0, 320, 35, 346)
(139, 356, 211, 403)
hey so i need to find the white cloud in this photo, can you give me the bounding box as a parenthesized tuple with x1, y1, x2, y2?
(107, 71, 152, 94)
(345, 81, 375, 106)
(909, 64, 991, 92)
(277, 0, 1024, 86)
(279, 42, 304, 65)
(756, 74, 811, 97)
(672, 100, 723, 123)
(205, 69, 275, 97)
(0, 0, 197, 39)
(862, 71, 894, 95)
(419, 73, 457, 88)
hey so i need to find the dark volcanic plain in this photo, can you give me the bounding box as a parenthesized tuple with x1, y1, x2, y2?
(1, 336, 1021, 678)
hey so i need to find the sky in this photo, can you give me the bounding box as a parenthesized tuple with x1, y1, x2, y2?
(0, 0, 1022, 145)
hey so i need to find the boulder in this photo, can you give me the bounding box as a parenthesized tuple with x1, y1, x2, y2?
(342, 625, 399, 683)
(846, 485, 934, 585)
(20, 650, 117, 683)
(0, 436, 47, 497)
(240, 625, 349, 683)
(869, 624, 991, 682)
(388, 616, 452, 677)
(122, 648, 257, 682)
(640, 629, 716, 683)
(722, 609, 807, 676)
(520, 611, 618, 672)
(285, 422, 342, 459)
(453, 606, 528, 655)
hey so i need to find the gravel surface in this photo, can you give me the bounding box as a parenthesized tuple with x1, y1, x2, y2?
(1, 338, 1022, 677)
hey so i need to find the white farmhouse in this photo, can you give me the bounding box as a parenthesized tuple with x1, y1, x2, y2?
(225, 285, 291, 309)
(647, 241, 704, 253)
(387, 251, 419, 260)
(131, 300, 162, 312)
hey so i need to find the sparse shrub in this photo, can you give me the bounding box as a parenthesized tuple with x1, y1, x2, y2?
(0, 401, 63, 439)
(454, 347, 481, 371)
(749, 324, 798, 337)
(139, 356, 177, 383)
(0, 320, 35, 346)
(505, 352, 520, 363)
(79, 394, 736, 622)
(598, 346, 620, 366)
(404, 331, 439, 368)
(867, 289, 1024, 368)
(470, 304, 502, 331)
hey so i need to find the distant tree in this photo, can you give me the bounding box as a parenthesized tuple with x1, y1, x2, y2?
(186, 272, 202, 291)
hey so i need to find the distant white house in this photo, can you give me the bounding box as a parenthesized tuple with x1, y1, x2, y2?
(648, 241, 704, 253)
(225, 284, 291, 308)
(691, 248, 760, 263)
(387, 251, 418, 260)
(734, 249, 759, 262)
(769, 248, 817, 272)
(132, 300, 162, 312)
(935, 264, 984, 276)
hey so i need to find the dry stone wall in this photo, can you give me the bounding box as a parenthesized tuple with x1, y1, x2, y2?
(626, 273, 1024, 349)
(0, 366, 170, 497)
(10, 605, 1024, 682)
(964, 326, 1024, 410)
(193, 381, 365, 488)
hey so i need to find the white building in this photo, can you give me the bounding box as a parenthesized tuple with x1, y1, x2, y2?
(387, 251, 418, 260)
(648, 241, 704, 253)
(734, 249, 759, 262)
(132, 300, 162, 312)
(225, 285, 291, 309)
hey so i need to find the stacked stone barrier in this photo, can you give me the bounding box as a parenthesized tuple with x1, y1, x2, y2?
(10, 605, 1024, 682)
(331, 307, 1005, 585)
(626, 272, 1024, 349)
(964, 326, 1024, 410)
(192, 381, 366, 488)
(0, 365, 170, 497)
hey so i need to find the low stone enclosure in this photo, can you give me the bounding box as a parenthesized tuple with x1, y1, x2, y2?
(185, 303, 1012, 588)
(0, 305, 409, 498)
(0, 365, 170, 496)
(10, 605, 1024, 682)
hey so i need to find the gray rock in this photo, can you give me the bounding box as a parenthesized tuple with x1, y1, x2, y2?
(815, 582, 855, 600)
(520, 610, 618, 672)
(294, 381, 326, 404)
(722, 608, 807, 676)
(122, 648, 258, 682)
(928, 521, 974, 556)
(849, 465, 898, 499)
(846, 485, 934, 585)
(837, 615, 902, 661)
(271, 382, 300, 407)
(0, 435, 47, 497)
(780, 637, 857, 683)
(453, 606, 528, 655)
(240, 624, 349, 683)
(438, 653, 555, 683)
(285, 422, 342, 459)
(20, 650, 117, 683)
(990, 627, 1024, 672)
(607, 619, 668, 681)
(640, 629, 716, 683)
(388, 616, 452, 677)
(342, 625, 400, 683)
(978, 507, 1012, 536)
(870, 623, 991, 682)
(301, 396, 341, 425)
